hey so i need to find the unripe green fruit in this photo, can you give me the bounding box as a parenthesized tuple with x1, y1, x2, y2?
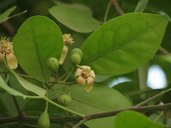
(71, 48, 83, 58)
(47, 57, 59, 72)
(60, 94, 72, 106)
(38, 111, 50, 128)
(70, 53, 81, 64)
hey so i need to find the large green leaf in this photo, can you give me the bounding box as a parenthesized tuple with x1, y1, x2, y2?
(114, 111, 165, 128)
(52, 85, 131, 128)
(49, 2, 101, 33)
(81, 13, 168, 75)
(0, 6, 16, 24)
(13, 16, 63, 82)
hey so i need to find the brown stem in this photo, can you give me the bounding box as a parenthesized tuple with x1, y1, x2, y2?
(159, 47, 171, 55)
(1, 22, 16, 36)
(87, 103, 171, 120)
(72, 118, 89, 128)
(134, 88, 171, 107)
(0, 103, 171, 124)
(112, 0, 124, 15)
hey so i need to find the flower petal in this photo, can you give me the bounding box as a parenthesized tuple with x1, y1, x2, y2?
(90, 70, 95, 79)
(6, 53, 18, 69)
(85, 83, 93, 93)
(76, 76, 86, 86)
(75, 68, 82, 78)
(85, 77, 94, 92)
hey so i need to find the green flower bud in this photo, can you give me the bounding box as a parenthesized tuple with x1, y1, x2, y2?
(38, 111, 50, 128)
(71, 48, 83, 58)
(70, 53, 81, 64)
(47, 57, 59, 72)
(60, 94, 72, 106)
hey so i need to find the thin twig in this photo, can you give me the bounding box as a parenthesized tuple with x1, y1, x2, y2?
(134, 88, 171, 107)
(63, 67, 75, 82)
(0, 103, 171, 124)
(111, 0, 124, 15)
(72, 118, 89, 128)
(48, 81, 75, 85)
(159, 47, 171, 55)
(1, 22, 16, 36)
(104, 0, 112, 22)
(11, 96, 23, 115)
(87, 103, 171, 120)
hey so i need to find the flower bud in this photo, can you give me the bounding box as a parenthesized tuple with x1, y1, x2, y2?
(71, 48, 83, 58)
(38, 111, 50, 128)
(47, 57, 59, 72)
(60, 94, 72, 106)
(70, 53, 81, 64)
(59, 45, 68, 65)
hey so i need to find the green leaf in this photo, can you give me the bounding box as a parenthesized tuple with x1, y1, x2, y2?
(81, 13, 168, 75)
(0, 95, 10, 116)
(113, 82, 139, 94)
(13, 16, 63, 82)
(0, 93, 18, 116)
(49, 2, 101, 33)
(16, 76, 46, 97)
(0, 76, 27, 98)
(0, 6, 27, 24)
(134, 0, 149, 12)
(0, 6, 16, 24)
(6, 66, 46, 97)
(52, 84, 131, 128)
(68, 85, 131, 112)
(114, 111, 165, 128)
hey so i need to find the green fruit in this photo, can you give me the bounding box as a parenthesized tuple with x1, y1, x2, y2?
(71, 48, 83, 58)
(38, 111, 50, 128)
(60, 94, 72, 106)
(70, 53, 81, 64)
(47, 57, 59, 72)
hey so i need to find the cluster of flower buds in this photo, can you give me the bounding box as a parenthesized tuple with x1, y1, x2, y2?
(0, 37, 18, 69)
(75, 65, 95, 92)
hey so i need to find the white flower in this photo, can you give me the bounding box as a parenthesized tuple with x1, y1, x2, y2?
(75, 65, 95, 92)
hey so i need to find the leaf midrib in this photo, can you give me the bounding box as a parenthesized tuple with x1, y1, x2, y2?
(30, 22, 46, 82)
